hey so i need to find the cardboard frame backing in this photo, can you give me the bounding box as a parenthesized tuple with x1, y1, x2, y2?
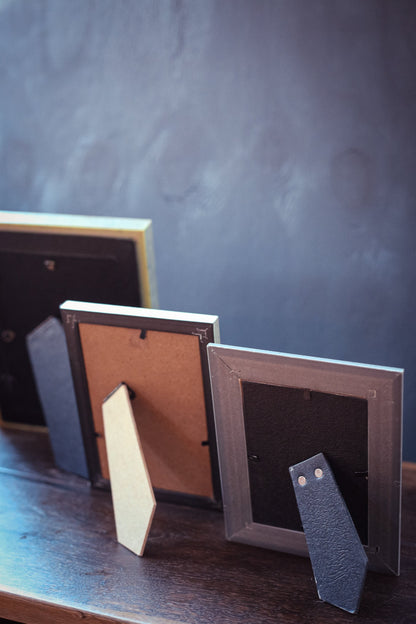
(61, 300, 221, 509)
(207, 343, 403, 575)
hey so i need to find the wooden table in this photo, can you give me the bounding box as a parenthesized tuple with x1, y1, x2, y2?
(0, 427, 415, 624)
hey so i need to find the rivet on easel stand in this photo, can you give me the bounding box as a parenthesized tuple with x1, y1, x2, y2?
(43, 259, 56, 271)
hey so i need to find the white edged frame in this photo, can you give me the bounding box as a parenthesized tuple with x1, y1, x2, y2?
(61, 300, 221, 509)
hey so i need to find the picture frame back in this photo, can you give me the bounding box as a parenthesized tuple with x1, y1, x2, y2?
(61, 300, 221, 509)
(0, 211, 157, 428)
(207, 344, 403, 575)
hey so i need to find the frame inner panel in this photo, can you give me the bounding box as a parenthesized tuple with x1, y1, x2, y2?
(242, 381, 368, 544)
(79, 323, 213, 499)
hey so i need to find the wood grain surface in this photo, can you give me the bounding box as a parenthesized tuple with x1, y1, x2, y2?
(0, 428, 415, 624)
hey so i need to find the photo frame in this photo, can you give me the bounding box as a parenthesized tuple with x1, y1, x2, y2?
(61, 300, 221, 508)
(207, 344, 403, 575)
(0, 211, 158, 427)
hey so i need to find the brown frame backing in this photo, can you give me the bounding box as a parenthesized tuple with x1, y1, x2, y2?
(61, 300, 221, 509)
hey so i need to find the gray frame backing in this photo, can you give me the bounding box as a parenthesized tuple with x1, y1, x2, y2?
(207, 344, 403, 575)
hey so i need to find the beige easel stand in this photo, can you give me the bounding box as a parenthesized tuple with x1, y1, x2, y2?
(103, 383, 156, 556)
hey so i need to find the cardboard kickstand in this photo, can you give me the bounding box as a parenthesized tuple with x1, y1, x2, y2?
(289, 452, 368, 614)
(102, 383, 156, 556)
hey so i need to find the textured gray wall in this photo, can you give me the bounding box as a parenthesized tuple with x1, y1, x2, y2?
(1, 1, 415, 459)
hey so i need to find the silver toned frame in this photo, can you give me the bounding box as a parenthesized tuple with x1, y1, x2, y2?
(207, 344, 403, 575)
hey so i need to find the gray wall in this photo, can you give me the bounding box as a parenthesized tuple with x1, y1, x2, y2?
(1, 1, 415, 459)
